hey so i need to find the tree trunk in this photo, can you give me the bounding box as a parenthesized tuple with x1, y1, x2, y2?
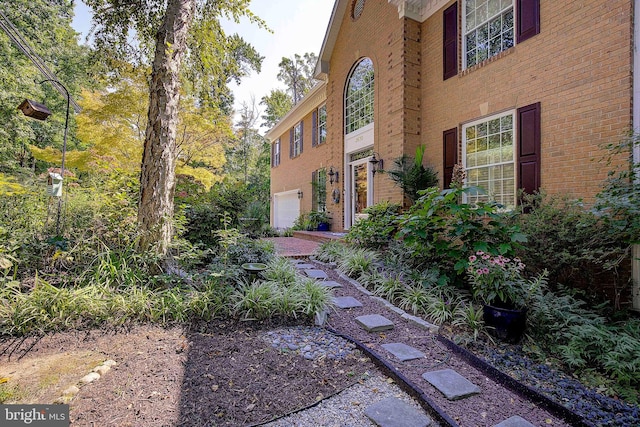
(137, 0, 195, 259)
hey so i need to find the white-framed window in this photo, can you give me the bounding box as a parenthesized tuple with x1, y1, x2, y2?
(272, 138, 281, 167)
(463, 111, 516, 208)
(312, 168, 327, 212)
(345, 58, 374, 135)
(318, 104, 327, 145)
(293, 121, 302, 157)
(463, 0, 514, 69)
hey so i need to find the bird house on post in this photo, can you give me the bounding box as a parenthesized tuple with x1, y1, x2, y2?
(17, 99, 52, 121)
(47, 172, 63, 197)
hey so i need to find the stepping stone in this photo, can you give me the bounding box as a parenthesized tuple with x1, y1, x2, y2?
(294, 263, 316, 269)
(289, 259, 304, 264)
(381, 343, 425, 361)
(421, 369, 481, 400)
(333, 296, 363, 309)
(304, 269, 328, 280)
(355, 314, 394, 332)
(494, 416, 535, 427)
(319, 280, 342, 288)
(364, 397, 431, 427)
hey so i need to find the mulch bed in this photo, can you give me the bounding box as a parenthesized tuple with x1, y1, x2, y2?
(1, 320, 376, 426)
(2, 259, 601, 426)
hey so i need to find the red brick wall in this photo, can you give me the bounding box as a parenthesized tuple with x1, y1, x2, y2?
(271, 0, 634, 230)
(420, 0, 633, 201)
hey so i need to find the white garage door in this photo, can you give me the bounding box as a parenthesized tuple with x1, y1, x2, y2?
(273, 190, 300, 229)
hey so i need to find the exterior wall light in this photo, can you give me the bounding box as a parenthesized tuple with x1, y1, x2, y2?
(297, 189, 303, 199)
(369, 152, 384, 175)
(328, 166, 339, 184)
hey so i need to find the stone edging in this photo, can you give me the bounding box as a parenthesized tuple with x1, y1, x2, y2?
(54, 359, 117, 404)
(336, 272, 439, 333)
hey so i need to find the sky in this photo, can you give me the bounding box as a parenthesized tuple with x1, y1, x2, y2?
(71, 0, 335, 127)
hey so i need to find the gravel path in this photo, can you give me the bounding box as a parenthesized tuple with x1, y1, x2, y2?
(264, 373, 421, 427)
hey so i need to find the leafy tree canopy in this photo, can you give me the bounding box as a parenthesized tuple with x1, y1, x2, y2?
(259, 89, 292, 128)
(277, 52, 317, 104)
(0, 0, 91, 171)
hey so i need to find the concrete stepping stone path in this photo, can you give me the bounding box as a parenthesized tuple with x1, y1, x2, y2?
(319, 280, 342, 288)
(294, 263, 316, 269)
(364, 397, 432, 427)
(304, 269, 328, 280)
(494, 416, 536, 427)
(421, 369, 481, 400)
(333, 296, 363, 309)
(355, 314, 394, 332)
(381, 343, 425, 361)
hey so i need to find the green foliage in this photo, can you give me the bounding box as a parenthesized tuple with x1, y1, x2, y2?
(182, 179, 272, 246)
(397, 186, 527, 282)
(517, 191, 631, 307)
(0, 0, 91, 172)
(260, 89, 293, 128)
(346, 202, 401, 249)
(467, 252, 547, 308)
(276, 53, 318, 103)
(336, 248, 379, 281)
(383, 145, 439, 203)
(595, 133, 640, 247)
(291, 210, 331, 231)
(232, 276, 332, 321)
(313, 240, 348, 264)
(261, 257, 297, 284)
(452, 302, 485, 341)
(371, 275, 405, 302)
(528, 288, 640, 401)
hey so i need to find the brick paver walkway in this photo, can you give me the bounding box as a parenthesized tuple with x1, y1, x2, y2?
(263, 237, 321, 258)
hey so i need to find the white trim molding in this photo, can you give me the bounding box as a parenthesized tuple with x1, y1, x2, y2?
(388, 0, 451, 22)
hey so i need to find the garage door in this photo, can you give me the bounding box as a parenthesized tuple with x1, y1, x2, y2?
(273, 190, 300, 229)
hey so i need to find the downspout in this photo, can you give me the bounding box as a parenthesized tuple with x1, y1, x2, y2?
(633, 0, 640, 310)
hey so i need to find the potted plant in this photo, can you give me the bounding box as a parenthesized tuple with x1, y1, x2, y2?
(467, 251, 547, 342)
(308, 210, 332, 231)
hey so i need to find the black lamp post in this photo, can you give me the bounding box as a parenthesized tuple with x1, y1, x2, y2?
(18, 79, 71, 235)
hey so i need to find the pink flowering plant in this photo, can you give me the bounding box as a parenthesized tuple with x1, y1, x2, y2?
(467, 251, 547, 309)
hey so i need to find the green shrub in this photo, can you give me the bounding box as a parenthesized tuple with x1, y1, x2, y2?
(336, 247, 379, 280)
(528, 288, 640, 401)
(517, 192, 630, 306)
(384, 145, 439, 203)
(346, 202, 401, 248)
(313, 240, 347, 264)
(397, 186, 526, 282)
(261, 257, 297, 284)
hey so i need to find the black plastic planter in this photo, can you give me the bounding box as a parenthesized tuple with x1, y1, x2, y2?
(483, 305, 527, 343)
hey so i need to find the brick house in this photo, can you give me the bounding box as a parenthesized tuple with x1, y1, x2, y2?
(266, 0, 640, 308)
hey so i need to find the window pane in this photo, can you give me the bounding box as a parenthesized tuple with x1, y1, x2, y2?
(464, 0, 514, 68)
(463, 112, 516, 207)
(345, 58, 374, 134)
(501, 114, 513, 130)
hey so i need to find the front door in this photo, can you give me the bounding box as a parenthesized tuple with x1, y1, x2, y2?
(350, 158, 371, 225)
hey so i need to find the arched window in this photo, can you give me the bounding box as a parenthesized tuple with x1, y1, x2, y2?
(345, 58, 374, 135)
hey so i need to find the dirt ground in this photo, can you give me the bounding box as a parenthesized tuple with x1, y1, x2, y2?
(0, 321, 377, 426)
